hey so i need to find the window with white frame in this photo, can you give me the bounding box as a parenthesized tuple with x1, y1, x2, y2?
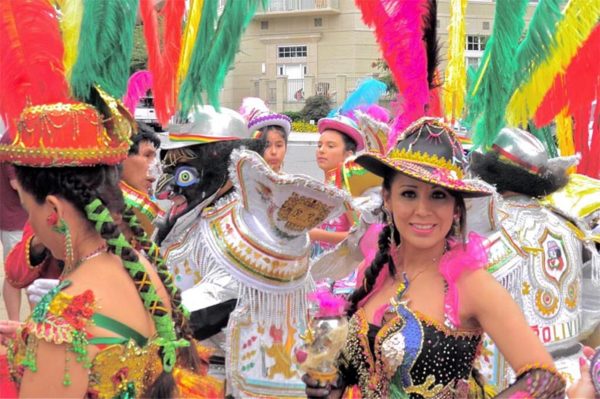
(465, 35, 488, 69)
(278, 45, 307, 58)
(466, 35, 488, 52)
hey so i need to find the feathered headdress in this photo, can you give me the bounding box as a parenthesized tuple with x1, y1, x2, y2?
(123, 70, 154, 115)
(0, 0, 133, 167)
(318, 78, 388, 151)
(139, 0, 185, 126)
(464, 0, 528, 150)
(355, 0, 440, 148)
(178, 0, 267, 116)
(69, 0, 139, 101)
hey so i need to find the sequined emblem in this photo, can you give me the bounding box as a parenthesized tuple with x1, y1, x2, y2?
(277, 193, 333, 232)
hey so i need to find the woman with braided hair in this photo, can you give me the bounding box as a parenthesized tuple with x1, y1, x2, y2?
(0, 1, 223, 395)
(303, 118, 567, 398)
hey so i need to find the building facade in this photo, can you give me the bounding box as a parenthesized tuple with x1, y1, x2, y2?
(220, 0, 537, 114)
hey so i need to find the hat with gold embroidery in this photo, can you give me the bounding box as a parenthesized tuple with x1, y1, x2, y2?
(0, 2, 133, 167)
(355, 117, 492, 197)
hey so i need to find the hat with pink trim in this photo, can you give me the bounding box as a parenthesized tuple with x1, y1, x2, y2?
(318, 114, 365, 151)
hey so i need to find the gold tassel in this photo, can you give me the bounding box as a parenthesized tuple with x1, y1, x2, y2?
(177, 0, 204, 87)
(505, 0, 600, 127)
(443, 0, 467, 122)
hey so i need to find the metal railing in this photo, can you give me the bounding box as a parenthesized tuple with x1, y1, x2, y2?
(288, 78, 305, 101)
(265, 0, 339, 12)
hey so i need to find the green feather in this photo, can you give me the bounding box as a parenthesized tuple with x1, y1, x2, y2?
(512, 0, 566, 93)
(528, 121, 558, 157)
(465, 0, 528, 150)
(178, 0, 218, 116)
(178, 0, 267, 115)
(70, 0, 139, 101)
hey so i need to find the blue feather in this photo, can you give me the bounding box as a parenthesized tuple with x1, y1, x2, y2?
(327, 78, 387, 118)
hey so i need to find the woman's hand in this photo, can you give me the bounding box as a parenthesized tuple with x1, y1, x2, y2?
(567, 346, 598, 399)
(302, 373, 344, 399)
(0, 320, 23, 345)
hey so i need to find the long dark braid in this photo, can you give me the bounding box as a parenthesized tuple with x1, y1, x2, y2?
(347, 223, 393, 317)
(84, 199, 188, 397)
(121, 205, 203, 372)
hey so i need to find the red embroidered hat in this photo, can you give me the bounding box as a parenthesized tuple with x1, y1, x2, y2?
(355, 117, 492, 198)
(0, 89, 134, 167)
(0, 2, 133, 167)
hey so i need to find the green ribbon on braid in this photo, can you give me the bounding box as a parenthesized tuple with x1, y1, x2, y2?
(84, 199, 188, 373)
(122, 204, 190, 319)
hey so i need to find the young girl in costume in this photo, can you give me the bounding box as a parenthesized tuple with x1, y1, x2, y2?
(304, 118, 566, 398)
(240, 97, 292, 173)
(309, 114, 363, 258)
(310, 78, 388, 258)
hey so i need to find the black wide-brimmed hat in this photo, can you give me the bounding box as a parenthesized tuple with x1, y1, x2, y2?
(355, 117, 492, 198)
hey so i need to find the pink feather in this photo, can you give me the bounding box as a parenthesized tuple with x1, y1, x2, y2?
(353, 105, 390, 124)
(355, 0, 430, 149)
(123, 70, 153, 114)
(438, 232, 488, 327)
(307, 289, 348, 318)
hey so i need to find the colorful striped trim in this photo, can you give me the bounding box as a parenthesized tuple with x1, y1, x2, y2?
(168, 133, 239, 143)
(492, 144, 540, 174)
(119, 181, 164, 220)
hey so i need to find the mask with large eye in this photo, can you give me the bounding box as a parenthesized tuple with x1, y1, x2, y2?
(174, 166, 200, 187)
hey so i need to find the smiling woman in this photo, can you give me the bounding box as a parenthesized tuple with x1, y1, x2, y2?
(303, 118, 567, 399)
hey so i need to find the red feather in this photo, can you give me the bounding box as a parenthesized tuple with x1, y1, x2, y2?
(0, 0, 70, 132)
(534, 25, 600, 177)
(140, 0, 185, 126)
(534, 25, 600, 127)
(588, 94, 600, 178)
(355, 0, 430, 147)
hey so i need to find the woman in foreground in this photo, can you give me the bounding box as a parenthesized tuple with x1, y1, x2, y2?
(305, 118, 567, 398)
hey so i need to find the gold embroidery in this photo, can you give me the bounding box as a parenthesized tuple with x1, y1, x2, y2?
(89, 340, 162, 399)
(535, 289, 559, 316)
(277, 193, 333, 232)
(386, 148, 463, 178)
(404, 374, 444, 397)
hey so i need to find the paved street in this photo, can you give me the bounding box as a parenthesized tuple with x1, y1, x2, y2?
(282, 133, 322, 180)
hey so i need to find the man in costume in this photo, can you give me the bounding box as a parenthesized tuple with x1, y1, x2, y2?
(468, 126, 600, 388)
(156, 106, 350, 397)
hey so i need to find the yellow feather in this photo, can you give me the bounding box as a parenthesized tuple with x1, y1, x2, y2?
(505, 0, 600, 127)
(443, 0, 467, 122)
(56, 0, 84, 83)
(555, 108, 577, 173)
(177, 0, 204, 87)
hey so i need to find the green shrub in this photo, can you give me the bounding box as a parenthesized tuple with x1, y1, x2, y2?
(300, 95, 332, 122)
(282, 111, 303, 121)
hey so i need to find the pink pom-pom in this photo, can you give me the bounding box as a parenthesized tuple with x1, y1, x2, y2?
(308, 289, 348, 318)
(239, 97, 270, 123)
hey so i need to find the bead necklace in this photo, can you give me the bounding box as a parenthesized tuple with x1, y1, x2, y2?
(61, 244, 108, 277)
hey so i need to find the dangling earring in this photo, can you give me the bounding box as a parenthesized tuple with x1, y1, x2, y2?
(452, 214, 461, 238)
(50, 214, 74, 269)
(385, 208, 401, 270)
